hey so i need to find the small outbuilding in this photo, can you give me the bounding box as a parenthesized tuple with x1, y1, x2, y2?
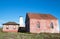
(3, 22, 19, 32)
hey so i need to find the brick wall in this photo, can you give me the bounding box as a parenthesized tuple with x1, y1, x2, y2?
(29, 19, 59, 33)
(3, 25, 19, 32)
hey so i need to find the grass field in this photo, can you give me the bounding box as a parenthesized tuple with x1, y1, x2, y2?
(0, 28, 60, 39)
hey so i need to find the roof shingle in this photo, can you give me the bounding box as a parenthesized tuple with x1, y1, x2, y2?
(3, 22, 19, 25)
(27, 13, 57, 19)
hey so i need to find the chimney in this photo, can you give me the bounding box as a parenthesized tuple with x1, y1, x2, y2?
(19, 16, 25, 27)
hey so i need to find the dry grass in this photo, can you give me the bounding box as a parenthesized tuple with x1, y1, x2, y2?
(0, 28, 60, 39)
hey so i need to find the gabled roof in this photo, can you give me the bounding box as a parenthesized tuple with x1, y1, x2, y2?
(3, 22, 19, 25)
(27, 13, 57, 20)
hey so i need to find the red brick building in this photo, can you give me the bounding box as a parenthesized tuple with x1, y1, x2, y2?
(25, 13, 59, 33)
(3, 22, 19, 32)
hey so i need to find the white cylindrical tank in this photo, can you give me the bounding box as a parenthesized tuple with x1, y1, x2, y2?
(19, 16, 25, 27)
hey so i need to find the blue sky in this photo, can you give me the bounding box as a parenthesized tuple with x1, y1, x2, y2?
(0, 0, 60, 28)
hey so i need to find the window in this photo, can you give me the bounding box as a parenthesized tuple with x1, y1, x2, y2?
(50, 22, 54, 29)
(13, 26, 16, 29)
(6, 26, 9, 29)
(6, 27, 8, 29)
(37, 22, 40, 28)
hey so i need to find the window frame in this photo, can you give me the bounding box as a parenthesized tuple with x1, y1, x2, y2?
(6, 26, 9, 29)
(37, 21, 40, 28)
(13, 26, 16, 29)
(50, 22, 54, 29)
